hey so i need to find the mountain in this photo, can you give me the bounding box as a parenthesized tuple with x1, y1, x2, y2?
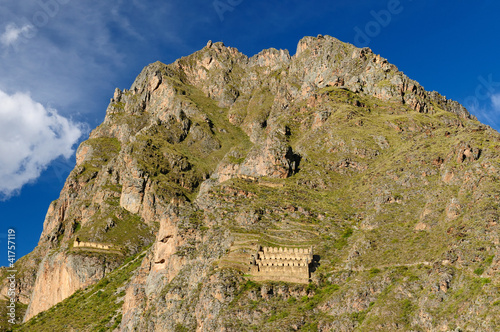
(1, 35, 499, 331)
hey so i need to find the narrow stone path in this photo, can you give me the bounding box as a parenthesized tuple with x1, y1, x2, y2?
(331, 261, 433, 273)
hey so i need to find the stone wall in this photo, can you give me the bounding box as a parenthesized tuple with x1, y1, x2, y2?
(249, 245, 313, 283)
(73, 240, 113, 250)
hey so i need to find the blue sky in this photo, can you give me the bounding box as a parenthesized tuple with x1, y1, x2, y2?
(1, 0, 499, 266)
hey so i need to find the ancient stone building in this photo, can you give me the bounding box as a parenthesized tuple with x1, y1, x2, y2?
(73, 238, 113, 250)
(249, 245, 313, 283)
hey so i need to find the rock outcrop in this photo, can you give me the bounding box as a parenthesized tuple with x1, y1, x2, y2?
(24, 252, 118, 320)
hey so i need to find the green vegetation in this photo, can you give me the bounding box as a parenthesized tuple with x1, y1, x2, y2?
(0, 298, 27, 331)
(222, 281, 341, 330)
(74, 137, 121, 182)
(174, 323, 189, 332)
(376, 79, 392, 88)
(400, 299, 415, 326)
(369, 268, 381, 277)
(128, 79, 252, 202)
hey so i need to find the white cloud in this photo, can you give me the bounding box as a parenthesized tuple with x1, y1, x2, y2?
(466, 95, 500, 131)
(490, 93, 500, 111)
(0, 23, 32, 47)
(0, 90, 82, 199)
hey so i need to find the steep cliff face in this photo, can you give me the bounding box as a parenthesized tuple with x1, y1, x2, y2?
(23, 251, 116, 320)
(5, 35, 500, 331)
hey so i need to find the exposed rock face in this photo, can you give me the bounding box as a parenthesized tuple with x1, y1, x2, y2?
(24, 252, 118, 320)
(3, 35, 500, 332)
(213, 130, 301, 184)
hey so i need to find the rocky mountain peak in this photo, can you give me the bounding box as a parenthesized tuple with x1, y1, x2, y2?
(2, 35, 498, 332)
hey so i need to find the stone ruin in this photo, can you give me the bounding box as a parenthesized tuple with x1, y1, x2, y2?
(249, 245, 313, 283)
(73, 238, 113, 250)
